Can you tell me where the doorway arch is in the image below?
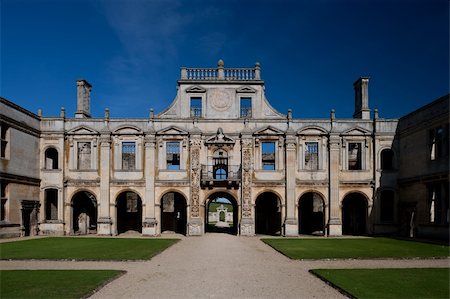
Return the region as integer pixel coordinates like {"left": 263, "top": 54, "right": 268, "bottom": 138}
{"left": 342, "top": 192, "right": 367, "bottom": 235}
{"left": 161, "top": 191, "right": 187, "bottom": 235}
{"left": 72, "top": 190, "right": 97, "bottom": 235}
{"left": 255, "top": 192, "right": 282, "bottom": 235}
{"left": 205, "top": 192, "right": 238, "bottom": 235}
{"left": 116, "top": 191, "right": 142, "bottom": 234}
{"left": 298, "top": 192, "right": 325, "bottom": 235}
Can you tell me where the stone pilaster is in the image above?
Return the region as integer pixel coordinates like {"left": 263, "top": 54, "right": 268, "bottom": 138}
{"left": 284, "top": 133, "right": 298, "bottom": 236}
{"left": 240, "top": 137, "right": 254, "bottom": 236}
{"left": 142, "top": 134, "right": 157, "bottom": 236}
{"left": 328, "top": 134, "right": 342, "bottom": 235}
{"left": 188, "top": 137, "right": 203, "bottom": 235}
{"left": 97, "top": 134, "right": 112, "bottom": 235}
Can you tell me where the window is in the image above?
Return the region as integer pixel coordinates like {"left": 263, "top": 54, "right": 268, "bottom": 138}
{"left": 429, "top": 183, "right": 449, "bottom": 225}
{"left": 380, "top": 149, "right": 394, "bottom": 170}
{"left": 305, "top": 142, "right": 319, "bottom": 170}
{"left": 348, "top": 142, "right": 362, "bottom": 170}
{"left": 122, "top": 142, "right": 136, "bottom": 170}
{"left": 190, "top": 97, "right": 202, "bottom": 118}
{"left": 0, "top": 123, "right": 9, "bottom": 159}
{"left": 45, "top": 189, "right": 58, "bottom": 220}
{"left": 166, "top": 141, "right": 180, "bottom": 170}
{"left": 77, "top": 142, "right": 91, "bottom": 169}
{"left": 262, "top": 142, "right": 276, "bottom": 170}
{"left": 240, "top": 97, "right": 252, "bottom": 118}
{"left": 379, "top": 190, "right": 394, "bottom": 222}
{"left": 45, "top": 148, "right": 59, "bottom": 169}
{"left": 213, "top": 149, "right": 228, "bottom": 179}
{"left": 430, "top": 126, "right": 448, "bottom": 160}
{"left": 1, "top": 183, "right": 7, "bottom": 221}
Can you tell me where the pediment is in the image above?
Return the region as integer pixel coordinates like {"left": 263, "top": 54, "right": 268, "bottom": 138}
{"left": 205, "top": 128, "right": 235, "bottom": 145}
{"left": 157, "top": 126, "right": 189, "bottom": 135}
{"left": 186, "top": 85, "right": 206, "bottom": 93}
{"left": 253, "top": 126, "right": 285, "bottom": 136}
{"left": 297, "top": 126, "right": 328, "bottom": 135}
{"left": 113, "top": 125, "right": 143, "bottom": 135}
{"left": 342, "top": 126, "right": 371, "bottom": 135}
{"left": 236, "top": 86, "right": 256, "bottom": 93}
{"left": 67, "top": 126, "right": 99, "bottom": 135}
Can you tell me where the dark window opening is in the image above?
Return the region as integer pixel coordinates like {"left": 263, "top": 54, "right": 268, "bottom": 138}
{"left": 381, "top": 149, "right": 394, "bottom": 170}
{"left": 348, "top": 142, "right": 362, "bottom": 170}
{"left": 190, "top": 97, "right": 202, "bottom": 118}
{"left": 167, "top": 141, "right": 180, "bottom": 170}
{"left": 45, "top": 148, "right": 59, "bottom": 169}
{"left": 262, "top": 142, "right": 276, "bottom": 170}
{"left": 380, "top": 190, "right": 394, "bottom": 222}
{"left": 45, "top": 189, "right": 58, "bottom": 220}
{"left": 430, "top": 126, "right": 448, "bottom": 160}
{"left": 0, "top": 123, "right": 9, "bottom": 159}
{"left": 305, "top": 142, "right": 319, "bottom": 170}
{"left": 122, "top": 142, "right": 136, "bottom": 170}
{"left": 240, "top": 97, "right": 252, "bottom": 118}
{"left": 1, "top": 183, "right": 7, "bottom": 221}
{"left": 429, "top": 183, "right": 449, "bottom": 225}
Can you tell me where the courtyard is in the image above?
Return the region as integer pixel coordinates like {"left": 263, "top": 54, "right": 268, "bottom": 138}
{"left": 1, "top": 234, "right": 448, "bottom": 299}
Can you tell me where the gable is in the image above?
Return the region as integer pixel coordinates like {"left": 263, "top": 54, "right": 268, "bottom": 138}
{"left": 186, "top": 85, "right": 206, "bottom": 93}
{"left": 253, "top": 126, "right": 285, "bottom": 135}
{"left": 67, "top": 126, "right": 99, "bottom": 135}
{"left": 297, "top": 126, "right": 328, "bottom": 135}
{"left": 113, "top": 125, "right": 143, "bottom": 135}
{"left": 236, "top": 86, "right": 256, "bottom": 93}
{"left": 342, "top": 126, "right": 372, "bottom": 136}
{"left": 157, "top": 126, "right": 189, "bottom": 135}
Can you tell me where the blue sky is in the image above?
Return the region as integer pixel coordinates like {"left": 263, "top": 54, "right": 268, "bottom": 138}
{"left": 1, "top": 0, "right": 448, "bottom": 119}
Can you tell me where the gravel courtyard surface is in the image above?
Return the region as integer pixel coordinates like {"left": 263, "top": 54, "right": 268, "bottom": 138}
{"left": 1, "top": 234, "right": 448, "bottom": 299}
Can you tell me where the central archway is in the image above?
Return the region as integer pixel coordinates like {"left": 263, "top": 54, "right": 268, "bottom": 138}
{"left": 255, "top": 192, "right": 282, "bottom": 235}
{"left": 116, "top": 191, "right": 142, "bottom": 234}
{"left": 298, "top": 192, "right": 325, "bottom": 235}
{"left": 205, "top": 192, "right": 238, "bottom": 235}
{"left": 342, "top": 192, "right": 367, "bottom": 235}
{"left": 72, "top": 190, "right": 97, "bottom": 235}
{"left": 161, "top": 192, "right": 187, "bottom": 235}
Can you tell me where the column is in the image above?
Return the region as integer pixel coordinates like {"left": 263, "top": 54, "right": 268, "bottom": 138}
{"left": 97, "top": 134, "right": 112, "bottom": 235}
{"left": 240, "top": 136, "right": 254, "bottom": 236}
{"left": 188, "top": 136, "right": 203, "bottom": 235}
{"left": 142, "top": 134, "right": 157, "bottom": 236}
{"left": 328, "top": 134, "right": 342, "bottom": 235}
{"left": 284, "top": 133, "right": 298, "bottom": 236}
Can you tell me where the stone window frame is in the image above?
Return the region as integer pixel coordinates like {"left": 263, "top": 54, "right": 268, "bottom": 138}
{"left": 0, "top": 122, "right": 10, "bottom": 160}
{"left": 428, "top": 182, "right": 449, "bottom": 225}
{"left": 121, "top": 141, "right": 137, "bottom": 171}
{"left": 342, "top": 137, "right": 369, "bottom": 171}
{"left": 43, "top": 146, "right": 59, "bottom": 170}
{"left": 159, "top": 137, "right": 187, "bottom": 171}
{"left": 44, "top": 188, "right": 59, "bottom": 221}
{"left": 1, "top": 182, "right": 8, "bottom": 221}
{"left": 298, "top": 136, "right": 326, "bottom": 171}
{"left": 69, "top": 137, "right": 98, "bottom": 171}
{"left": 166, "top": 140, "right": 181, "bottom": 170}
{"left": 190, "top": 97, "right": 203, "bottom": 118}
{"left": 239, "top": 97, "right": 252, "bottom": 118}
{"left": 257, "top": 138, "right": 280, "bottom": 171}
{"left": 429, "top": 125, "right": 449, "bottom": 161}
{"left": 114, "top": 136, "right": 143, "bottom": 171}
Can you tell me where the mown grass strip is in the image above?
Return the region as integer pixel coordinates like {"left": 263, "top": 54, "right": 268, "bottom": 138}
{"left": 0, "top": 237, "right": 178, "bottom": 260}
{"left": 310, "top": 268, "right": 450, "bottom": 299}
{"left": 262, "top": 238, "right": 449, "bottom": 259}
{"left": 0, "top": 270, "right": 124, "bottom": 299}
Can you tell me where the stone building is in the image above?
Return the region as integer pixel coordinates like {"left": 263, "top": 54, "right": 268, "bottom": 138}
{"left": 0, "top": 60, "right": 448, "bottom": 238}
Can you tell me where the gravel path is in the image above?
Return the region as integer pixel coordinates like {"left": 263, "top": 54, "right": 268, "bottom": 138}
{"left": 1, "top": 234, "right": 448, "bottom": 299}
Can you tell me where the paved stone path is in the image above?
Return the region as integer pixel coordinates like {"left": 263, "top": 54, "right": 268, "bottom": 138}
{"left": 1, "top": 234, "right": 449, "bottom": 299}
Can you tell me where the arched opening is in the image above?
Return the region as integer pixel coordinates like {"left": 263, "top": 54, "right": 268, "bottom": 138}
{"left": 161, "top": 192, "right": 187, "bottom": 235}
{"left": 342, "top": 192, "right": 367, "bottom": 235}
{"left": 116, "top": 191, "right": 142, "bottom": 234}
{"left": 45, "top": 148, "right": 58, "bottom": 169}
{"left": 381, "top": 149, "right": 394, "bottom": 170}
{"left": 72, "top": 191, "right": 97, "bottom": 235}
{"left": 255, "top": 192, "right": 281, "bottom": 235}
{"left": 205, "top": 192, "right": 238, "bottom": 235}
{"left": 298, "top": 192, "right": 325, "bottom": 235}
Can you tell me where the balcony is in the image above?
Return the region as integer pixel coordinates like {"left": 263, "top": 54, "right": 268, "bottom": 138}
{"left": 201, "top": 164, "right": 241, "bottom": 189}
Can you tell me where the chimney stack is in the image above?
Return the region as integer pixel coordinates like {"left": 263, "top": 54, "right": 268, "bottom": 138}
{"left": 75, "top": 79, "right": 92, "bottom": 118}
{"left": 353, "top": 77, "right": 370, "bottom": 120}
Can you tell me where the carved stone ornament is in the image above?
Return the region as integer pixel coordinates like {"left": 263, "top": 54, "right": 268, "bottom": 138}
{"left": 241, "top": 139, "right": 253, "bottom": 217}
{"left": 209, "top": 89, "right": 232, "bottom": 111}
{"left": 190, "top": 140, "right": 201, "bottom": 217}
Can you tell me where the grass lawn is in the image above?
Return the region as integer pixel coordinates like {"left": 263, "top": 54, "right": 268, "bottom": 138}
{"left": 0, "top": 237, "right": 178, "bottom": 260}
{"left": 310, "top": 268, "right": 450, "bottom": 299}
{"left": 0, "top": 270, "right": 124, "bottom": 299}
{"left": 262, "top": 238, "right": 449, "bottom": 259}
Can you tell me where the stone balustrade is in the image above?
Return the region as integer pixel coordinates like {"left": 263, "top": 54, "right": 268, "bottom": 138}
{"left": 181, "top": 60, "right": 261, "bottom": 81}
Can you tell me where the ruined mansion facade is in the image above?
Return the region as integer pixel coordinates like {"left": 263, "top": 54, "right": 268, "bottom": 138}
{"left": 1, "top": 61, "right": 448, "bottom": 239}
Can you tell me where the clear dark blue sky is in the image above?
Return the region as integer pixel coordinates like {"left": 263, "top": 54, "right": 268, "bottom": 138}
{"left": 1, "top": 0, "right": 448, "bottom": 119}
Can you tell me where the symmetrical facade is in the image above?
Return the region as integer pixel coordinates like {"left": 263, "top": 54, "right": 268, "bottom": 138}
{"left": 0, "top": 60, "right": 448, "bottom": 239}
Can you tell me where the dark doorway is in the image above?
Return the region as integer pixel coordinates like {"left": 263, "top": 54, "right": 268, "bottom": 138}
{"left": 255, "top": 192, "right": 281, "bottom": 235}
{"left": 342, "top": 193, "right": 367, "bottom": 235}
{"left": 117, "top": 191, "right": 142, "bottom": 234}
{"left": 161, "top": 192, "right": 187, "bottom": 235}
{"left": 72, "top": 191, "right": 97, "bottom": 235}
{"left": 205, "top": 193, "right": 238, "bottom": 235}
{"left": 299, "top": 192, "right": 325, "bottom": 235}
{"left": 21, "top": 200, "right": 39, "bottom": 236}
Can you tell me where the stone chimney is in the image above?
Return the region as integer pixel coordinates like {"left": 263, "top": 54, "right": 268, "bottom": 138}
{"left": 75, "top": 79, "right": 92, "bottom": 118}
{"left": 353, "top": 77, "right": 370, "bottom": 120}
